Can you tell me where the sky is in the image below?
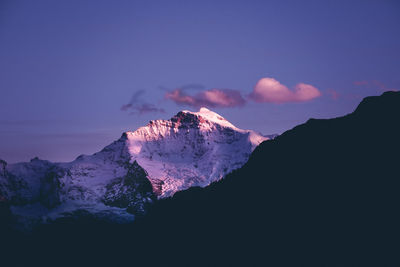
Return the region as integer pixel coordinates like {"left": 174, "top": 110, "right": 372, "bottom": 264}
{"left": 0, "top": 0, "right": 399, "bottom": 163}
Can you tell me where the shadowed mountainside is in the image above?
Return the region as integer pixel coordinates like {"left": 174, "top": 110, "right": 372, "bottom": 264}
{"left": 134, "top": 91, "right": 400, "bottom": 265}
{"left": 1, "top": 91, "right": 399, "bottom": 266}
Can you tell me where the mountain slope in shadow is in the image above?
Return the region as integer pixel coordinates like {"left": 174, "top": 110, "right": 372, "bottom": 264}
{"left": 135, "top": 91, "right": 400, "bottom": 265}
{"left": 1, "top": 91, "right": 399, "bottom": 266}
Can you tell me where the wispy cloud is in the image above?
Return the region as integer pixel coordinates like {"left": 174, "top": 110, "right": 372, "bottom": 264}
{"left": 121, "top": 90, "right": 165, "bottom": 115}
{"left": 353, "top": 81, "right": 369, "bottom": 86}
{"left": 326, "top": 89, "right": 340, "bottom": 100}
{"left": 353, "top": 80, "right": 398, "bottom": 92}
{"left": 248, "top": 77, "right": 321, "bottom": 103}
{"left": 165, "top": 88, "right": 246, "bottom": 108}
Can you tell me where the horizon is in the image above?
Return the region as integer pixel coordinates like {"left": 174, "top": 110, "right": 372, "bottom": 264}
{"left": 1, "top": 91, "right": 394, "bottom": 164}
{"left": 1, "top": 0, "right": 399, "bottom": 163}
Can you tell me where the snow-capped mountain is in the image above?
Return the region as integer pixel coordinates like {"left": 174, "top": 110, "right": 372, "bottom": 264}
{"left": 125, "top": 107, "right": 267, "bottom": 197}
{"left": 0, "top": 108, "right": 269, "bottom": 225}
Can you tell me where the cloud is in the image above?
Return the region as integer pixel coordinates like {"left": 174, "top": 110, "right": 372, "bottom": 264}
{"left": 353, "top": 80, "right": 398, "bottom": 92}
{"left": 164, "top": 78, "right": 321, "bottom": 108}
{"left": 326, "top": 89, "right": 340, "bottom": 100}
{"left": 249, "top": 78, "right": 321, "bottom": 103}
{"left": 353, "top": 81, "right": 369, "bottom": 86}
{"left": 121, "top": 90, "right": 165, "bottom": 114}
{"left": 165, "top": 88, "right": 246, "bottom": 108}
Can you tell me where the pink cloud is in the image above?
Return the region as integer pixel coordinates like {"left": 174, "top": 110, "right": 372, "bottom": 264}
{"left": 165, "top": 88, "right": 246, "bottom": 108}
{"left": 249, "top": 77, "right": 321, "bottom": 103}
{"left": 353, "top": 80, "right": 398, "bottom": 92}
{"left": 353, "top": 81, "right": 369, "bottom": 86}
{"left": 326, "top": 89, "right": 340, "bottom": 100}
{"left": 372, "top": 80, "right": 388, "bottom": 91}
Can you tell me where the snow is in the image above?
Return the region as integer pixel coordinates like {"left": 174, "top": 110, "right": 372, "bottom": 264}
{"left": 0, "top": 107, "right": 269, "bottom": 225}
{"left": 183, "top": 107, "right": 238, "bottom": 129}
{"left": 124, "top": 107, "right": 268, "bottom": 197}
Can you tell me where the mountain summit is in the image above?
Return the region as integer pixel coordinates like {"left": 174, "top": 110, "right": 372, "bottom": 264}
{"left": 0, "top": 108, "right": 268, "bottom": 224}
{"left": 123, "top": 107, "right": 267, "bottom": 197}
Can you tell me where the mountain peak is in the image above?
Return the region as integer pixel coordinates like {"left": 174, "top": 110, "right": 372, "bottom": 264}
{"left": 1, "top": 107, "right": 269, "bottom": 224}
{"left": 199, "top": 107, "right": 211, "bottom": 113}
{"left": 177, "top": 107, "right": 236, "bottom": 129}
{"left": 123, "top": 108, "right": 268, "bottom": 197}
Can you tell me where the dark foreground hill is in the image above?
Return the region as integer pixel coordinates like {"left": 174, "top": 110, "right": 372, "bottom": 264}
{"left": 1, "top": 91, "right": 399, "bottom": 266}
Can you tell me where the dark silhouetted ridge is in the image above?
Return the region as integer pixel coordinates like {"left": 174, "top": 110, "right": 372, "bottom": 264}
{"left": 1, "top": 91, "right": 399, "bottom": 267}
{"left": 135, "top": 91, "right": 400, "bottom": 265}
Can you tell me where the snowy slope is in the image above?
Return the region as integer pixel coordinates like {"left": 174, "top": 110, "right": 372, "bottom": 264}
{"left": 125, "top": 107, "right": 268, "bottom": 197}
{"left": 0, "top": 108, "right": 268, "bottom": 224}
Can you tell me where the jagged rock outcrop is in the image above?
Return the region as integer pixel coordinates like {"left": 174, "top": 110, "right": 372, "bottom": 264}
{"left": 103, "top": 161, "right": 155, "bottom": 215}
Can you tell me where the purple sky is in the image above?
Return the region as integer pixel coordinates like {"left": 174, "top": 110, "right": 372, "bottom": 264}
{"left": 1, "top": 0, "right": 399, "bottom": 163}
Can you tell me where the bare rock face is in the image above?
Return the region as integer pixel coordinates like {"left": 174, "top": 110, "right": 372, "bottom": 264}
{"left": 102, "top": 161, "right": 155, "bottom": 215}
{"left": 0, "top": 159, "right": 6, "bottom": 176}
{"left": 0, "top": 159, "right": 7, "bottom": 199}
